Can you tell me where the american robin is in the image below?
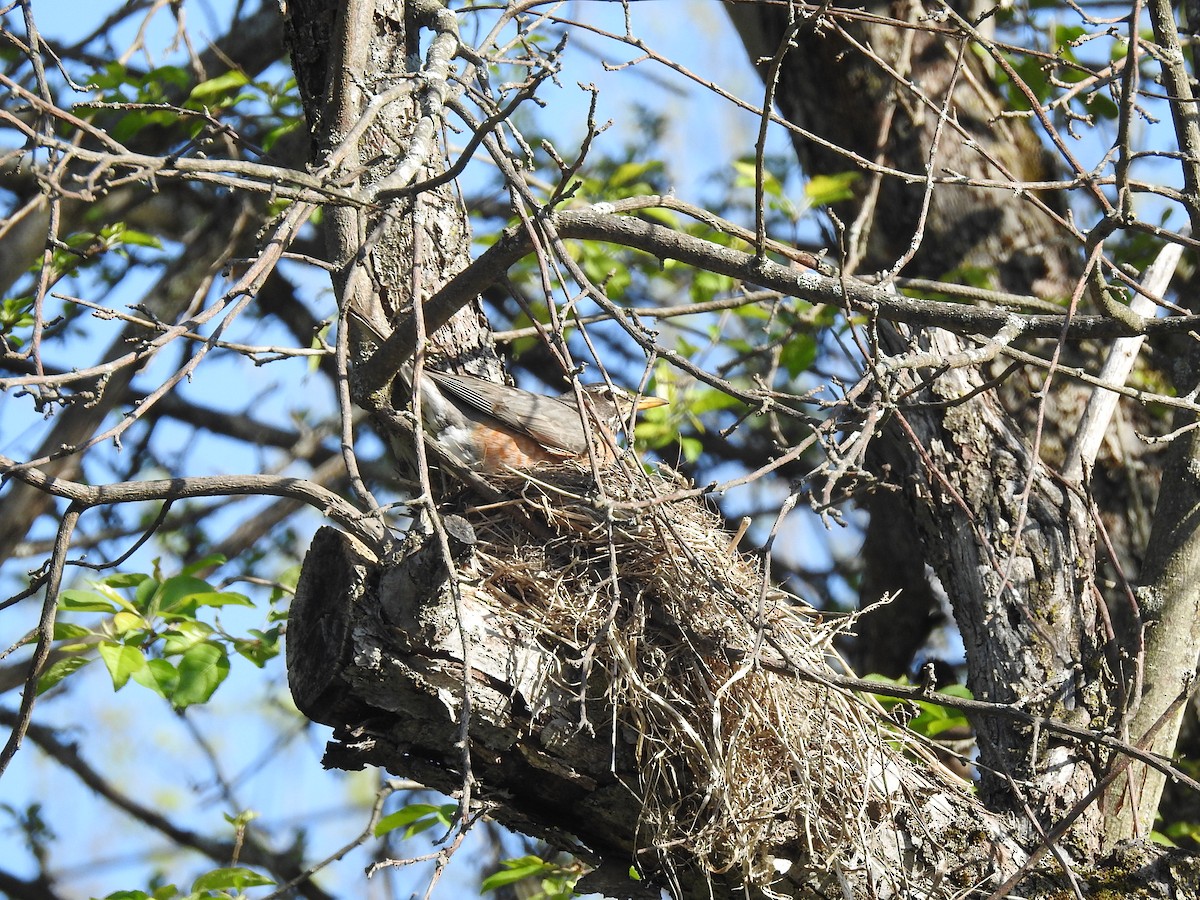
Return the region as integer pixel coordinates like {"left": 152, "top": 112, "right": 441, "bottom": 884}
{"left": 415, "top": 368, "right": 667, "bottom": 474}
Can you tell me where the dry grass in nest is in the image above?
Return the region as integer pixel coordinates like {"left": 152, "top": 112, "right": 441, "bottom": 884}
{"left": 457, "top": 461, "right": 906, "bottom": 894}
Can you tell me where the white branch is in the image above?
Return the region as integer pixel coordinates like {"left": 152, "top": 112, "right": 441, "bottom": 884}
{"left": 1063, "top": 241, "right": 1184, "bottom": 481}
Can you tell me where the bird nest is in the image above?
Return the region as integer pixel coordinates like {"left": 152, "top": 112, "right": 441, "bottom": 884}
{"left": 453, "top": 460, "right": 904, "bottom": 894}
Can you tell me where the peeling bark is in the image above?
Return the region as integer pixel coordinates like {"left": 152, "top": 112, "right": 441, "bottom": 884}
{"left": 880, "top": 327, "right": 1105, "bottom": 847}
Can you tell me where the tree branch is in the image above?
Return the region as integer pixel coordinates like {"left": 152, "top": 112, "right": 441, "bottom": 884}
{"left": 358, "top": 204, "right": 1200, "bottom": 399}
{"left": 0, "top": 455, "right": 389, "bottom": 551}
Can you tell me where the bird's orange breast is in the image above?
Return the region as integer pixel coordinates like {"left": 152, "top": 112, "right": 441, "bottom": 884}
{"left": 472, "top": 420, "right": 577, "bottom": 472}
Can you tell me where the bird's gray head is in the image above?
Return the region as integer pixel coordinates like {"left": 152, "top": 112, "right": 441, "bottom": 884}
{"left": 562, "top": 384, "right": 667, "bottom": 432}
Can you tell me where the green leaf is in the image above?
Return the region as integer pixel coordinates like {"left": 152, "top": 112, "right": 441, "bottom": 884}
{"left": 98, "top": 642, "right": 147, "bottom": 690}
{"left": 186, "top": 71, "right": 250, "bottom": 106}
{"left": 163, "top": 620, "right": 215, "bottom": 654}
{"left": 59, "top": 589, "right": 116, "bottom": 613}
{"left": 37, "top": 657, "right": 92, "bottom": 694}
{"left": 908, "top": 702, "right": 969, "bottom": 738}
{"left": 866, "top": 678, "right": 974, "bottom": 738}
{"left": 639, "top": 206, "right": 679, "bottom": 228}
{"left": 99, "top": 572, "right": 149, "bottom": 589}
{"left": 688, "top": 387, "right": 743, "bottom": 415}
{"left": 53, "top": 622, "right": 93, "bottom": 640}
{"left": 104, "top": 890, "right": 180, "bottom": 900}
{"left": 180, "top": 554, "right": 227, "bottom": 577}
{"left": 86, "top": 61, "right": 131, "bottom": 92}
{"left": 271, "top": 565, "right": 301, "bottom": 601}
{"left": 156, "top": 575, "right": 251, "bottom": 615}
{"left": 224, "top": 809, "right": 260, "bottom": 830}
{"left": 690, "top": 267, "right": 733, "bottom": 302}
{"left": 109, "top": 110, "right": 167, "bottom": 143}
{"left": 577, "top": 242, "right": 631, "bottom": 300}
{"left": 735, "top": 303, "right": 772, "bottom": 321}
{"left": 804, "top": 172, "right": 859, "bottom": 207}
{"left": 480, "top": 856, "right": 554, "bottom": 893}
{"left": 190, "top": 866, "right": 274, "bottom": 892}
{"left": 731, "top": 158, "right": 756, "bottom": 185}
{"left": 779, "top": 334, "right": 818, "bottom": 378}
{"left": 1161, "top": 819, "right": 1200, "bottom": 847}
{"left": 134, "top": 576, "right": 160, "bottom": 613}
{"left": 633, "top": 418, "right": 677, "bottom": 451}
{"left": 112, "top": 610, "right": 148, "bottom": 635}
{"left": 937, "top": 684, "right": 973, "bottom": 700}
{"left": 111, "top": 228, "right": 163, "bottom": 250}
{"left": 233, "top": 628, "right": 281, "bottom": 668}
{"left": 144, "top": 65, "right": 190, "bottom": 93}
{"left": 0, "top": 296, "right": 35, "bottom": 335}
{"left": 155, "top": 574, "right": 213, "bottom": 612}
{"left": 181, "top": 591, "right": 254, "bottom": 610}
{"left": 374, "top": 802, "right": 457, "bottom": 838}
{"left": 731, "top": 156, "right": 788, "bottom": 199}
{"left": 172, "top": 642, "right": 229, "bottom": 708}
{"left": 131, "top": 658, "right": 179, "bottom": 699}
{"left": 101, "top": 889, "right": 180, "bottom": 900}
{"left": 678, "top": 436, "right": 704, "bottom": 463}
{"left": 262, "top": 119, "right": 302, "bottom": 153}
{"left": 607, "top": 160, "right": 663, "bottom": 192}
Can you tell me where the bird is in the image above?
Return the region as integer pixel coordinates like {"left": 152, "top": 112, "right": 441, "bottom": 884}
{"left": 414, "top": 368, "right": 667, "bottom": 474}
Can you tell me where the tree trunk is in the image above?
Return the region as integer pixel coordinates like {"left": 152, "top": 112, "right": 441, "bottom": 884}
{"left": 877, "top": 326, "right": 1105, "bottom": 845}
{"left": 277, "top": 0, "right": 1200, "bottom": 893}
{"left": 728, "top": 0, "right": 1151, "bottom": 850}
{"left": 283, "top": 0, "right": 500, "bottom": 383}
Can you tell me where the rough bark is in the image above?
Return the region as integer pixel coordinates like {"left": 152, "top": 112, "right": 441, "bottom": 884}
{"left": 289, "top": 523, "right": 1018, "bottom": 898}
{"left": 727, "top": 0, "right": 1143, "bottom": 849}
{"left": 283, "top": 0, "right": 500, "bottom": 381}
{"left": 1105, "top": 0, "right": 1200, "bottom": 847}
{"left": 288, "top": 527, "right": 669, "bottom": 896}
{"left": 1120, "top": 339, "right": 1200, "bottom": 843}
{"left": 727, "top": 0, "right": 1077, "bottom": 294}
{"left": 726, "top": 0, "right": 1076, "bottom": 695}
{"left": 878, "top": 327, "right": 1107, "bottom": 846}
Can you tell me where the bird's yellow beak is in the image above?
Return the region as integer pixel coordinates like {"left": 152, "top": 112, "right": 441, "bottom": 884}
{"left": 635, "top": 396, "right": 668, "bottom": 411}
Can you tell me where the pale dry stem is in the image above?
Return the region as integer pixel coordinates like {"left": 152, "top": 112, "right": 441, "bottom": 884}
{"left": 459, "top": 463, "right": 940, "bottom": 893}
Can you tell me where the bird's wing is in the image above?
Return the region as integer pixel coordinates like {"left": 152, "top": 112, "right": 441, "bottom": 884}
{"left": 426, "top": 371, "right": 589, "bottom": 454}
